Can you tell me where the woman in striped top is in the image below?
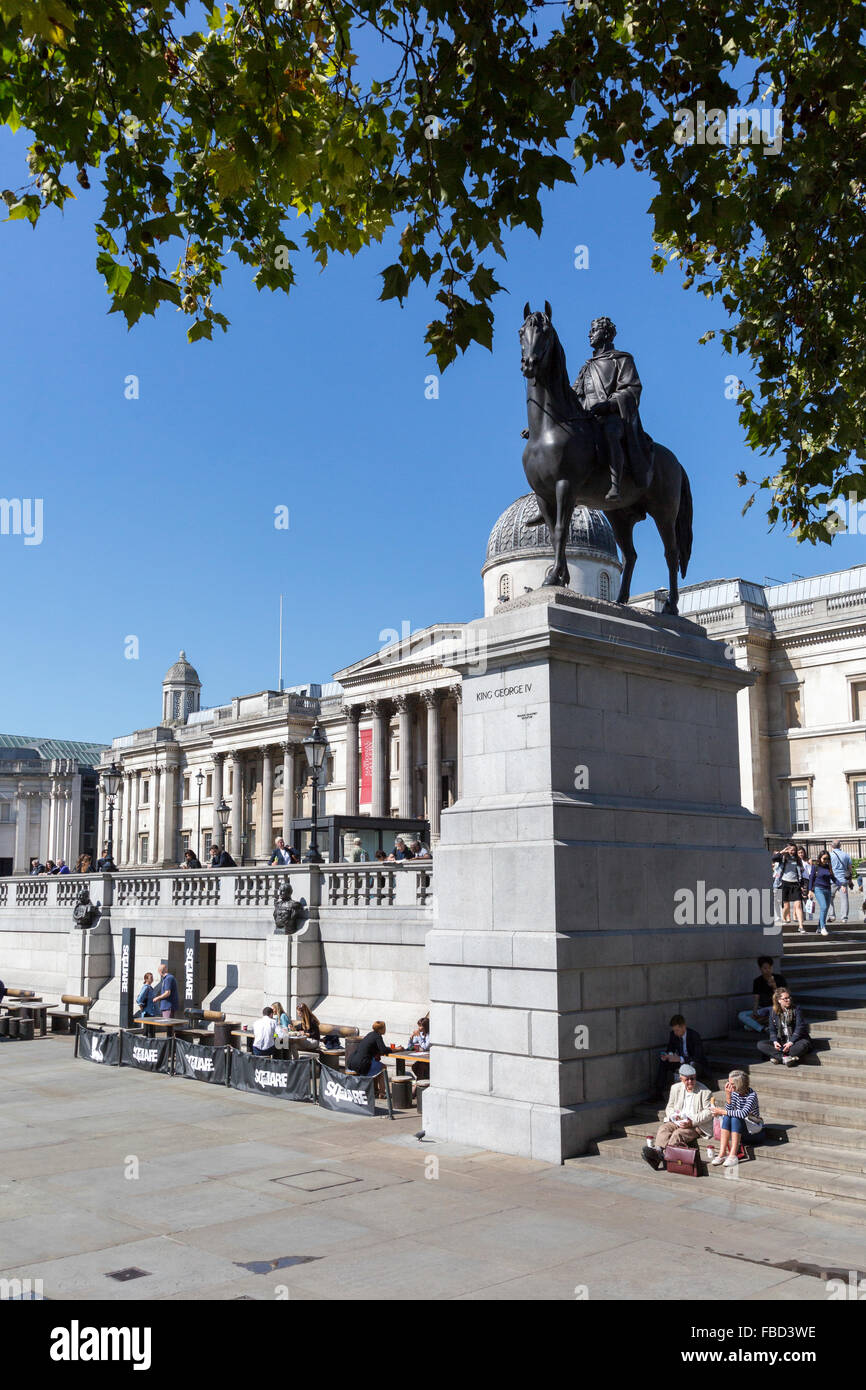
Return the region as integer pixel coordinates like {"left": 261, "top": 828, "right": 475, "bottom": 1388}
{"left": 709, "top": 1069, "right": 763, "bottom": 1167}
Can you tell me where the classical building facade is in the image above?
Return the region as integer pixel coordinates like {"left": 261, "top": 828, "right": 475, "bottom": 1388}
{"left": 635, "top": 565, "right": 866, "bottom": 842}
{"left": 0, "top": 735, "right": 105, "bottom": 874}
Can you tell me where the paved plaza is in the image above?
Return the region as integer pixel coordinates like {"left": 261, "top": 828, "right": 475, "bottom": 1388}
{"left": 1, "top": 1034, "right": 862, "bottom": 1302}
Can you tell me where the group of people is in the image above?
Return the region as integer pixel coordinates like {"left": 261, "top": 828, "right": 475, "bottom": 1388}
{"left": 134, "top": 964, "right": 180, "bottom": 1018}
{"left": 248, "top": 1008, "right": 430, "bottom": 1097}
{"left": 645, "top": 964, "right": 815, "bottom": 1171}
{"left": 29, "top": 847, "right": 116, "bottom": 875}
{"left": 772, "top": 840, "right": 861, "bottom": 934}
{"left": 643, "top": 1066, "right": 763, "bottom": 1171}
{"left": 344, "top": 836, "right": 431, "bottom": 863}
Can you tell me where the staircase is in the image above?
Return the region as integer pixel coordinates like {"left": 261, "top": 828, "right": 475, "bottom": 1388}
{"left": 569, "top": 924, "right": 866, "bottom": 1224}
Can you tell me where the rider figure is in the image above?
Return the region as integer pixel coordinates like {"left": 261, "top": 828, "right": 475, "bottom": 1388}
{"left": 574, "top": 316, "right": 652, "bottom": 502}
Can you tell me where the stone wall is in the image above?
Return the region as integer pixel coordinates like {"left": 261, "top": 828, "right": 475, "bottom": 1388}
{"left": 0, "top": 865, "right": 433, "bottom": 1035}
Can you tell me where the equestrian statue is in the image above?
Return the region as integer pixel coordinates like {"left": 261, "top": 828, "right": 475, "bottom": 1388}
{"left": 519, "top": 304, "right": 692, "bottom": 615}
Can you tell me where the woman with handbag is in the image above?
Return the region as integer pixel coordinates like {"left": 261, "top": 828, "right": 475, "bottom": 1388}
{"left": 709, "top": 1070, "right": 762, "bottom": 1167}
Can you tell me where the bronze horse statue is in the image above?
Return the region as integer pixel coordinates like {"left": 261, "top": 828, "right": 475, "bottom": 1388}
{"left": 519, "top": 303, "right": 692, "bottom": 614}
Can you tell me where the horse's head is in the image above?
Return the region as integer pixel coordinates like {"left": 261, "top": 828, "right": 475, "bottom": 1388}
{"left": 519, "top": 301, "right": 556, "bottom": 380}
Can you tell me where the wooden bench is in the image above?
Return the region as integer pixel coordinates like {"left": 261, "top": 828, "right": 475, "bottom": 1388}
{"left": 47, "top": 995, "right": 93, "bottom": 1034}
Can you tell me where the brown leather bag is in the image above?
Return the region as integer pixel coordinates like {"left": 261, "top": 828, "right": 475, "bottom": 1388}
{"left": 663, "top": 1143, "right": 700, "bottom": 1176}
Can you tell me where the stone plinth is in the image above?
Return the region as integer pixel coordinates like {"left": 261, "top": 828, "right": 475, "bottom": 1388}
{"left": 422, "top": 590, "right": 767, "bottom": 1163}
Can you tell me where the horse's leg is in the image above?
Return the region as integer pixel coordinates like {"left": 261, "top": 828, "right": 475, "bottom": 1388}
{"left": 656, "top": 515, "right": 681, "bottom": 614}
{"left": 606, "top": 509, "right": 638, "bottom": 604}
{"left": 533, "top": 493, "right": 560, "bottom": 585}
{"left": 551, "top": 477, "right": 573, "bottom": 587}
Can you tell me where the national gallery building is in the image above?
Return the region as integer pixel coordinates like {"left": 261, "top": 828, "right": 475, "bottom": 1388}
{"left": 89, "top": 498, "right": 866, "bottom": 866}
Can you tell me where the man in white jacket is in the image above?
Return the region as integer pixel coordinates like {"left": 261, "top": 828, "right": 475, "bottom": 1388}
{"left": 642, "top": 1064, "right": 714, "bottom": 1170}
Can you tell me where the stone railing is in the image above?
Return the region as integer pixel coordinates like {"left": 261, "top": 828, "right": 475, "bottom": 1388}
{"left": 0, "top": 864, "right": 434, "bottom": 914}
{"left": 16, "top": 880, "right": 48, "bottom": 907}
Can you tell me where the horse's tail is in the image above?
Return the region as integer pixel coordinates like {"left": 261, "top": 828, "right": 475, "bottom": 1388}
{"left": 676, "top": 467, "right": 693, "bottom": 579}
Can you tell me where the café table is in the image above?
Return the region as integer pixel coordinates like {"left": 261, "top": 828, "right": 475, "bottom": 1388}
{"left": 16, "top": 1001, "right": 55, "bottom": 1036}
{"left": 388, "top": 1050, "right": 430, "bottom": 1076}
{"left": 141, "top": 1016, "right": 187, "bottom": 1037}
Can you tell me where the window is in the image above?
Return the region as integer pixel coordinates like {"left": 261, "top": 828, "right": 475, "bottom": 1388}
{"left": 498, "top": 573, "right": 511, "bottom": 602}
{"left": 141, "top": 780, "right": 149, "bottom": 805}
{"left": 248, "top": 829, "right": 256, "bottom": 858}
{"left": 599, "top": 571, "right": 611, "bottom": 600}
{"left": 854, "top": 781, "right": 866, "bottom": 831}
{"left": 203, "top": 831, "right": 212, "bottom": 859}
{"left": 180, "top": 831, "right": 190, "bottom": 855}
{"left": 228, "top": 770, "right": 233, "bottom": 794}
{"left": 788, "top": 783, "right": 810, "bottom": 833}
{"left": 784, "top": 687, "right": 802, "bottom": 729}
{"left": 206, "top": 774, "right": 212, "bottom": 798}
{"left": 183, "top": 777, "right": 190, "bottom": 801}
{"left": 392, "top": 739, "right": 400, "bottom": 772}
{"left": 853, "top": 681, "right": 866, "bottom": 722}
{"left": 139, "top": 834, "right": 149, "bottom": 864}
{"left": 0, "top": 800, "right": 11, "bottom": 824}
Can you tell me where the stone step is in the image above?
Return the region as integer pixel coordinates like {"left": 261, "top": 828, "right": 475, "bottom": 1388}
{"left": 620, "top": 1122, "right": 866, "bottom": 1174}
{"left": 738, "top": 1072, "right": 866, "bottom": 1106}
{"left": 600, "top": 1135, "right": 866, "bottom": 1201}
{"left": 784, "top": 967, "right": 866, "bottom": 985}
{"left": 707, "top": 1050, "right": 865, "bottom": 1088}
{"left": 784, "top": 943, "right": 866, "bottom": 957}
{"left": 800, "top": 1011, "right": 866, "bottom": 1034}
{"left": 710, "top": 1036, "right": 866, "bottom": 1062}
{"left": 630, "top": 1101, "right": 866, "bottom": 1151}
{"left": 567, "top": 1151, "right": 866, "bottom": 1225}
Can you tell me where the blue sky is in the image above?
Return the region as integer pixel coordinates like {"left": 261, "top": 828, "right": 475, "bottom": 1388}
{"left": 1, "top": 125, "right": 861, "bottom": 744}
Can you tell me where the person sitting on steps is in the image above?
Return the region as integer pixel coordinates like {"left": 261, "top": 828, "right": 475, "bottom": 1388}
{"left": 641, "top": 1064, "right": 713, "bottom": 1171}
{"left": 756, "top": 988, "right": 811, "bottom": 1067}
{"left": 709, "top": 1070, "right": 763, "bottom": 1167}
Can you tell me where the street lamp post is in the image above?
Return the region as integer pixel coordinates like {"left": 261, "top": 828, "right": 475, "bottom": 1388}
{"left": 302, "top": 723, "right": 328, "bottom": 864}
{"left": 216, "top": 797, "right": 230, "bottom": 862}
{"left": 101, "top": 762, "right": 121, "bottom": 870}
{"left": 195, "top": 769, "right": 205, "bottom": 860}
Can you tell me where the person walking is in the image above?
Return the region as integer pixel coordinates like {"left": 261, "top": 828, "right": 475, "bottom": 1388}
{"left": 829, "top": 840, "right": 853, "bottom": 924}
{"left": 773, "top": 844, "right": 805, "bottom": 932}
{"left": 808, "top": 851, "right": 835, "bottom": 936}
{"left": 756, "top": 988, "right": 812, "bottom": 1067}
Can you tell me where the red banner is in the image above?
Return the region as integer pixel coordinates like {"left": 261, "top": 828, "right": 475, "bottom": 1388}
{"left": 360, "top": 727, "right": 373, "bottom": 805}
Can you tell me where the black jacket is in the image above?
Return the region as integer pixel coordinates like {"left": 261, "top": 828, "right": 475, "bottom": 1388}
{"left": 768, "top": 1006, "right": 810, "bottom": 1047}
{"left": 665, "top": 1027, "right": 706, "bottom": 1069}
{"left": 211, "top": 851, "right": 235, "bottom": 868}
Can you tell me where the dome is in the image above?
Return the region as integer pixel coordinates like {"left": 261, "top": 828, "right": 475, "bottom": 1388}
{"left": 485, "top": 495, "right": 619, "bottom": 567}
{"left": 163, "top": 650, "right": 200, "bottom": 685}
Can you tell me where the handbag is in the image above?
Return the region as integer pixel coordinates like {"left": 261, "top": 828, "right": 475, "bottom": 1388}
{"left": 663, "top": 1143, "right": 700, "bottom": 1177}
{"left": 274, "top": 1024, "right": 290, "bottom": 1045}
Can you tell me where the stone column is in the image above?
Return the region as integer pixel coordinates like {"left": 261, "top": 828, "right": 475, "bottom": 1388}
{"left": 395, "top": 695, "right": 413, "bottom": 819}
{"left": 343, "top": 706, "right": 360, "bottom": 816}
{"left": 451, "top": 684, "right": 463, "bottom": 804}
{"left": 129, "top": 770, "right": 139, "bottom": 865}
{"left": 424, "top": 689, "right": 442, "bottom": 839}
{"left": 282, "top": 742, "right": 296, "bottom": 847}
{"left": 211, "top": 752, "right": 224, "bottom": 846}
{"left": 261, "top": 746, "right": 274, "bottom": 860}
{"left": 150, "top": 766, "right": 161, "bottom": 866}
{"left": 162, "top": 765, "right": 178, "bottom": 867}
{"left": 369, "top": 700, "right": 389, "bottom": 817}
{"left": 230, "top": 750, "right": 243, "bottom": 858}
{"left": 13, "top": 786, "right": 30, "bottom": 872}
{"left": 39, "top": 786, "right": 51, "bottom": 862}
